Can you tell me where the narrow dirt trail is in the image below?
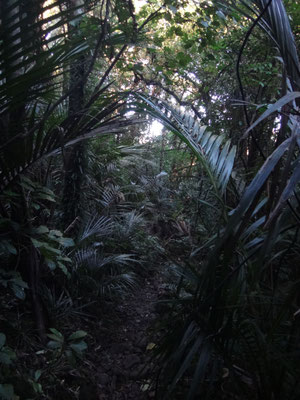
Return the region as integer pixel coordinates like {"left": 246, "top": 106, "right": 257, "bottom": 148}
{"left": 89, "top": 273, "right": 166, "bottom": 399}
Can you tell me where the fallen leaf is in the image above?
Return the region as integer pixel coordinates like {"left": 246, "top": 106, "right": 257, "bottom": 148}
{"left": 141, "top": 383, "right": 150, "bottom": 391}
{"left": 146, "top": 342, "right": 156, "bottom": 350}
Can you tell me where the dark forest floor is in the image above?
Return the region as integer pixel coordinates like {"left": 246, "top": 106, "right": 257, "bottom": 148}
{"left": 82, "top": 272, "right": 167, "bottom": 400}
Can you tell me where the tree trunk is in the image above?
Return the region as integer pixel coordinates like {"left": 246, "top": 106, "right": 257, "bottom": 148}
{"left": 10, "top": 182, "right": 48, "bottom": 342}
{"left": 1, "top": 0, "right": 47, "bottom": 341}
{"left": 62, "top": 0, "right": 86, "bottom": 232}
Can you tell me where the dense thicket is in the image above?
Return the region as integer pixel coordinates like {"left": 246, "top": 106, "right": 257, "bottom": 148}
{"left": 0, "top": 0, "right": 299, "bottom": 399}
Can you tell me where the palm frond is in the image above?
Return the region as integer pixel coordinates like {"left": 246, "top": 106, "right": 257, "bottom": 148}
{"left": 115, "top": 210, "right": 145, "bottom": 237}
{"left": 135, "top": 94, "right": 236, "bottom": 198}
{"left": 255, "top": 0, "right": 300, "bottom": 90}
{"left": 0, "top": 114, "right": 140, "bottom": 191}
{"left": 0, "top": 1, "right": 144, "bottom": 191}
{"left": 74, "top": 248, "right": 138, "bottom": 271}
{"left": 98, "top": 272, "right": 138, "bottom": 297}
{"left": 97, "top": 184, "right": 133, "bottom": 214}
{"left": 72, "top": 247, "right": 139, "bottom": 299}
{"left": 0, "top": 0, "right": 87, "bottom": 111}
{"left": 78, "top": 215, "right": 113, "bottom": 244}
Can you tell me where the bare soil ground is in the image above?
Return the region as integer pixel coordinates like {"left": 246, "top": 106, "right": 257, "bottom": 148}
{"left": 84, "top": 273, "right": 166, "bottom": 400}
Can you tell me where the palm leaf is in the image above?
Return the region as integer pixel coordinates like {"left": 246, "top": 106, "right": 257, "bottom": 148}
{"left": 0, "top": 0, "right": 143, "bottom": 191}
{"left": 98, "top": 272, "right": 138, "bottom": 297}
{"left": 78, "top": 215, "right": 114, "bottom": 243}
{"left": 255, "top": 0, "right": 300, "bottom": 90}
{"left": 74, "top": 248, "right": 138, "bottom": 270}
{"left": 0, "top": 118, "right": 140, "bottom": 191}
{"left": 244, "top": 92, "right": 300, "bottom": 137}
{"left": 0, "top": 0, "right": 86, "bottom": 109}
{"left": 135, "top": 94, "right": 236, "bottom": 199}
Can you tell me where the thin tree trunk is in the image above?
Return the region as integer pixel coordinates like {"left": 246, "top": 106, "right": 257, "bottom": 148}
{"left": 11, "top": 182, "right": 48, "bottom": 342}
{"left": 62, "top": 0, "right": 86, "bottom": 232}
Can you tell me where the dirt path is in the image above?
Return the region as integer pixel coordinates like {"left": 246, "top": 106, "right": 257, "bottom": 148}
{"left": 88, "top": 273, "right": 165, "bottom": 399}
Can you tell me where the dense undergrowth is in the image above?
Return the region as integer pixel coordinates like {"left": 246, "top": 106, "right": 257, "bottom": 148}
{"left": 0, "top": 138, "right": 205, "bottom": 399}
{"left": 1, "top": 0, "right": 300, "bottom": 399}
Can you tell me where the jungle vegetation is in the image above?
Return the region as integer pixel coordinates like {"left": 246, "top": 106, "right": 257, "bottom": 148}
{"left": 0, "top": 0, "right": 299, "bottom": 398}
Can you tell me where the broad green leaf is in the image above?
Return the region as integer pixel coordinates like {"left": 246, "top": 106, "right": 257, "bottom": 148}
{"left": 57, "top": 261, "right": 69, "bottom": 276}
{"left": 49, "top": 230, "right": 63, "bottom": 237}
{"left": 12, "top": 277, "right": 28, "bottom": 289}
{"left": 0, "top": 347, "right": 16, "bottom": 365}
{"left": 47, "top": 333, "right": 64, "bottom": 342}
{"left": 68, "top": 330, "right": 87, "bottom": 341}
{"left": 46, "top": 259, "right": 56, "bottom": 270}
{"left": 35, "top": 226, "right": 49, "bottom": 234}
{"left": 34, "top": 370, "right": 42, "bottom": 381}
{"left": 32, "top": 381, "right": 43, "bottom": 394}
{"left": 58, "top": 237, "right": 75, "bottom": 247}
{"left": 69, "top": 341, "right": 88, "bottom": 353}
{"left": 41, "top": 243, "right": 61, "bottom": 255}
{"left": 47, "top": 340, "right": 62, "bottom": 350}
{"left": 3, "top": 241, "right": 17, "bottom": 255}
{"left": 31, "top": 238, "right": 43, "bottom": 248}
{"left": 48, "top": 328, "right": 63, "bottom": 340}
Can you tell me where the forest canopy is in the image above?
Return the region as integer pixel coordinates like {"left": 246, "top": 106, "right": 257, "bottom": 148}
{"left": 0, "top": 0, "right": 299, "bottom": 399}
